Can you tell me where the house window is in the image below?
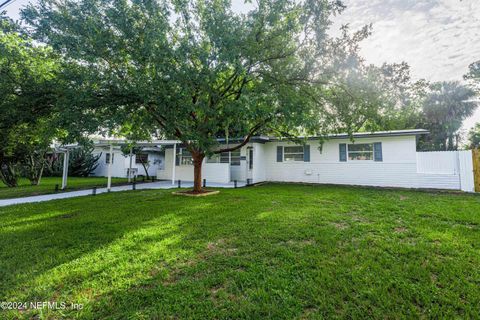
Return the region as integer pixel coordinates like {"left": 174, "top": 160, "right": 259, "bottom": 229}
{"left": 230, "top": 150, "right": 241, "bottom": 166}
{"left": 348, "top": 143, "right": 373, "bottom": 160}
{"left": 216, "top": 150, "right": 241, "bottom": 166}
{"left": 284, "top": 146, "right": 304, "bottom": 162}
{"left": 220, "top": 152, "right": 230, "bottom": 163}
{"left": 106, "top": 153, "right": 114, "bottom": 164}
{"left": 179, "top": 149, "right": 193, "bottom": 165}
{"left": 136, "top": 153, "right": 148, "bottom": 164}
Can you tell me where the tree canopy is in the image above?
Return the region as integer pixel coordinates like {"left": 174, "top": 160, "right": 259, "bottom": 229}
{"left": 0, "top": 16, "right": 62, "bottom": 186}
{"left": 467, "top": 122, "right": 480, "bottom": 149}
{"left": 419, "top": 81, "right": 478, "bottom": 151}
{"left": 22, "top": 0, "right": 379, "bottom": 191}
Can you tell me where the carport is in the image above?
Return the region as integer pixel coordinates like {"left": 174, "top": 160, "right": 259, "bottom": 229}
{"left": 57, "top": 139, "right": 181, "bottom": 191}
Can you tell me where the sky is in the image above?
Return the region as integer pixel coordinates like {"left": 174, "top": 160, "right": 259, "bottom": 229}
{"left": 4, "top": 0, "right": 480, "bottom": 131}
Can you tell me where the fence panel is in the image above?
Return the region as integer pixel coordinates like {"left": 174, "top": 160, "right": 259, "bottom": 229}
{"left": 416, "top": 151, "right": 458, "bottom": 174}
{"left": 458, "top": 150, "right": 474, "bottom": 192}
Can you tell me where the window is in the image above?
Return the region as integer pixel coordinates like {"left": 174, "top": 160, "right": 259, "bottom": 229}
{"left": 179, "top": 149, "right": 193, "bottom": 165}
{"left": 220, "top": 152, "right": 230, "bottom": 163}
{"left": 136, "top": 153, "right": 148, "bottom": 164}
{"left": 283, "top": 146, "right": 304, "bottom": 162}
{"left": 230, "top": 150, "right": 241, "bottom": 166}
{"left": 105, "top": 153, "right": 114, "bottom": 164}
{"left": 348, "top": 143, "right": 373, "bottom": 160}
{"left": 213, "top": 150, "right": 241, "bottom": 166}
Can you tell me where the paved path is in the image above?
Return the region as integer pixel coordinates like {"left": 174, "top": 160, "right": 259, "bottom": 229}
{"left": 0, "top": 181, "right": 246, "bottom": 207}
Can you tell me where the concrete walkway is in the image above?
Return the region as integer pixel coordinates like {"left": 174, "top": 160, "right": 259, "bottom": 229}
{"left": 0, "top": 180, "right": 247, "bottom": 207}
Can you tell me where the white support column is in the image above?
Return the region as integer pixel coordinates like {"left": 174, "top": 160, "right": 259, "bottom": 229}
{"left": 107, "top": 144, "right": 113, "bottom": 191}
{"left": 172, "top": 143, "right": 176, "bottom": 185}
{"left": 61, "top": 149, "right": 69, "bottom": 190}
{"left": 128, "top": 147, "right": 133, "bottom": 183}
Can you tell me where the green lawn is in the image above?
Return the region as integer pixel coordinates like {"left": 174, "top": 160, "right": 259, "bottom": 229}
{"left": 0, "top": 177, "right": 129, "bottom": 200}
{"left": 1, "top": 184, "right": 479, "bottom": 319}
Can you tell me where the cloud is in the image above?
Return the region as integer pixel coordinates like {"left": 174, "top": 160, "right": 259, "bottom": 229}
{"left": 333, "top": 0, "right": 480, "bottom": 81}
{"left": 331, "top": 0, "right": 480, "bottom": 129}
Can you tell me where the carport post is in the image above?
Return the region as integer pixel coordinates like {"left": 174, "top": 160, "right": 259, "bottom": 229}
{"left": 61, "top": 149, "right": 69, "bottom": 190}
{"left": 128, "top": 147, "right": 133, "bottom": 183}
{"left": 107, "top": 144, "right": 113, "bottom": 192}
{"left": 172, "top": 143, "right": 176, "bottom": 185}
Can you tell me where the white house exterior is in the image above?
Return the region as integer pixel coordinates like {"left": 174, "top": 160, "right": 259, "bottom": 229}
{"left": 89, "top": 130, "right": 475, "bottom": 192}
{"left": 92, "top": 146, "right": 165, "bottom": 178}
{"left": 154, "top": 129, "right": 475, "bottom": 192}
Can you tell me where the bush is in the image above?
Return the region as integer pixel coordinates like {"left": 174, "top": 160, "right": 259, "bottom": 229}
{"left": 44, "top": 145, "right": 101, "bottom": 177}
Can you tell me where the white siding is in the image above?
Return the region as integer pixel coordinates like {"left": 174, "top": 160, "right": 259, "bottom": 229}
{"left": 261, "top": 136, "right": 474, "bottom": 192}
{"left": 252, "top": 143, "right": 267, "bottom": 183}
{"left": 92, "top": 148, "right": 164, "bottom": 178}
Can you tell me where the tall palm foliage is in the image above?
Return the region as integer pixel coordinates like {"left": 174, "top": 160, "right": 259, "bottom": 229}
{"left": 420, "top": 81, "right": 478, "bottom": 151}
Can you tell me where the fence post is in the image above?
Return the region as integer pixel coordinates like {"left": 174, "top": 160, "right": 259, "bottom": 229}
{"left": 473, "top": 149, "right": 480, "bottom": 192}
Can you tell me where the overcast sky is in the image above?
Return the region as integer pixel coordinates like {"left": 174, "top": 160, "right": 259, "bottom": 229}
{"left": 4, "top": 0, "right": 480, "bottom": 130}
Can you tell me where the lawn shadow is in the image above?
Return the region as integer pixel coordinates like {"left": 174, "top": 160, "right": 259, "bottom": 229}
{"left": 0, "top": 189, "right": 215, "bottom": 303}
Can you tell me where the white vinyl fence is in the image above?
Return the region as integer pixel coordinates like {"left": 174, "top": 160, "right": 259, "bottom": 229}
{"left": 416, "top": 151, "right": 475, "bottom": 192}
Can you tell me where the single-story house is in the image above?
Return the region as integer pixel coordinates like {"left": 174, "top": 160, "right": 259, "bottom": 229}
{"left": 90, "top": 130, "right": 476, "bottom": 192}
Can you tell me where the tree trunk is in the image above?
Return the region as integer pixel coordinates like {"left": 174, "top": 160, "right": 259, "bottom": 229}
{"left": 0, "top": 162, "right": 19, "bottom": 187}
{"left": 141, "top": 162, "right": 150, "bottom": 179}
{"left": 192, "top": 152, "right": 205, "bottom": 193}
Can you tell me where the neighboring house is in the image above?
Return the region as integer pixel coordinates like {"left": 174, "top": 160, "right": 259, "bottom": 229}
{"left": 155, "top": 129, "right": 475, "bottom": 192}
{"left": 92, "top": 145, "right": 164, "bottom": 178}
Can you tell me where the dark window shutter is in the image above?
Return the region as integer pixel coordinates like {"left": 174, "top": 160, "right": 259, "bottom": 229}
{"left": 303, "top": 145, "right": 310, "bottom": 162}
{"left": 175, "top": 148, "right": 180, "bottom": 166}
{"left": 276, "top": 146, "right": 283, "bottom": 162}
{"left": 339, "top": 144, "right": 347, "bottom": 162}
{"left": 374, "top": 142, "right": 383, "bottom": 161}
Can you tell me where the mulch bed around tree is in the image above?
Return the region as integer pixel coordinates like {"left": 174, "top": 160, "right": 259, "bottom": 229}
{"left": 171, "top": 189, "right": 220, "bottom": 197}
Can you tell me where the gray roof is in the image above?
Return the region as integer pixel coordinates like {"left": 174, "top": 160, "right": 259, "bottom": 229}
{"left": 268, "top": 129, "right": 429, "bottom": 141}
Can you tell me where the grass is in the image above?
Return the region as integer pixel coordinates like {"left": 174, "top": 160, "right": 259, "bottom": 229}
{"left": 0, "top": 177, "right": 129, "bottom": 200}
{"left": 0, "top": 183, "right": 479, "bottom": 319}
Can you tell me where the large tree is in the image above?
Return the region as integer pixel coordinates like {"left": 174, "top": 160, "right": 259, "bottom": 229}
{"left": 22, "top": 0, "right": 377, "bottom": 192}
{"left": 419, "top": 81, "right": 478, "bottom": 151}
{"left": 467, "top": 122, "right": 480, "bottom": 149}
{"left": 465, "top": 60, "right": 480, "bottom": 92}
{"left": 353, "top": 62, "right": 479, "bottom": 151}
{"left": 0, "top": 16, "right": 61, "bottom": 186}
